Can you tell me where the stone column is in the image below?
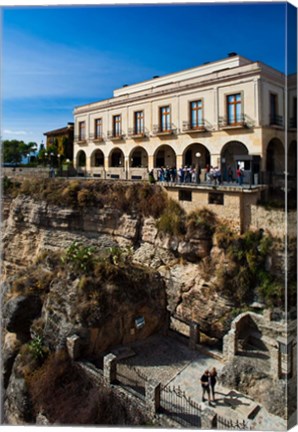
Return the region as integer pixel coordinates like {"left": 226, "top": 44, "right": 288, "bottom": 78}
{"left": 201, "top": 406, "right": 217, "bottom": 429}
{"left": 145, "top": 380, "right": 161, "bottom": 417}
{"left": 223, "top": 330, "right": 237, "bottom": 362}
{"left": 85, "top": 155, "right": 91, "bottom": 176}
{"left": 104, "top": 156, "right": 109, "bottom": 172}
{"left": 66, "top": 335, "right": 81, "bottom": 360}
{"left": 270, "top": 347, "right": 281, "bottom": 379}
{"left": 148, "top": 155, "right": 154, "bottom": 171}
{"left": 103, "top": 353, "right": 117, "bottom": 385}
{"left": 176, "top": 154, "right": 183, "bottom": 169}
{"left": 210, "top": 154, "right": 220, "bottom": 168}
{"left": 189, "top": 323, "right": 200, "bottom": 350}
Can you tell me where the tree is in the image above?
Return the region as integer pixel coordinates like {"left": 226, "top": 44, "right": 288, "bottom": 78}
{"left": 3, "top": 140, "right": 38, "bottom": 164}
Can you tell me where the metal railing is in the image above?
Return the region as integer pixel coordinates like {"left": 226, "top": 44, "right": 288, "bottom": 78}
{"left": 289, "top": 117, "right": 297, "bottom": 129}
{"left": 182, "top": 120, "right": 206, "bottom": 132}
{"left": 74, "top": 135, "right": 87, "bottom": 144}
{"left": 218, "top": 114, "right": 254, "bottom": 128}
{"left": 89, "top": 133, "right": 105, "bottom": 142}
{"left": 107, "top": 130, "right": 125, "bottom": 140}
{"left": 269, "top": 114, "right": 284, "bottom": 127}
{"left": 160, "top": 385, "right": 201, "bottom": 428}
{"left": 152, "top": 123, "right": 177, "bottom": 135}
{"left": 127, "top": 127, "right": 148, "bottom": 137}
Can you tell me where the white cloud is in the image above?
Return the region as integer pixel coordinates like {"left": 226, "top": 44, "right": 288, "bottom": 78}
{"left": 3, "top": 129, "right": 28, "bottom": 135}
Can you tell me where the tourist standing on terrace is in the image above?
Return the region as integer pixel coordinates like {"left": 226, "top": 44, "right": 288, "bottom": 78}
{"left": 210, "top": 367, "right": 217, "bottom": 402}
{"left": 201, "top": 370, "right": 211, "bottom": 405}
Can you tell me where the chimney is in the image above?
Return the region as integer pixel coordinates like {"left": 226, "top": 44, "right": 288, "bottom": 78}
{"left": 228, "top": 52, "right": 238, "bottom": 57}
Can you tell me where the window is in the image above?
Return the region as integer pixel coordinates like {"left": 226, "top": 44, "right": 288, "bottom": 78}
{"left": 134, "top": 111, "right": 144, "bottom": 134}
{"left": 160, "top": 106, "right": 171, "bottom": 131}
{"left": 190, "top": 100, "right": 203, "bottom": 128}
{"left": 113, "top": 115, "right": 121, "bottom": 137}
{"left": 179, "top": 190, "right": 192, "bottom": 201}
{"left": 208, "top": 192, "right": 224, "bottom": 205}
{"left": 95, "top": 118, "right": 102, "bottom": 139}
{"left": 270, "top": 93, "right": 278, "bottom": 124}
{"left": 227, "top": 94, "right": 242, "bottom": 125}
{"left": 78, "top": 121, "right": 86, "bottom": 141}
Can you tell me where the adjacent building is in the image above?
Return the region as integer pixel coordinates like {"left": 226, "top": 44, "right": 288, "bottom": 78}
{"left": 73, "top": 53, "right": 297, "bottom": 185}
{"left": 44, "top": 122, "right": 74, "bottom": 162}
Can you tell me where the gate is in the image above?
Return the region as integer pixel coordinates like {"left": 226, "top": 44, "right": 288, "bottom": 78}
{"left": 160, "top": 385, "right": 201, "bottom": 427}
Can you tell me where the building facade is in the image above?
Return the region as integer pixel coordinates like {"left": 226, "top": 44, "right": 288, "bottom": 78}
{"left": 44, "top": 122, "right": 74, "bottom": 162}
{"left": 73, "top": 54, "right": 297, "bottom": 184}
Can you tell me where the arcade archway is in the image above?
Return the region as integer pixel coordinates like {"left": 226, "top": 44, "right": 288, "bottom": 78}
{"left": 91, "top": 149, "right": 104, "bottom": 167}
{"left": 76, "top": 150, "right": 86, "bottom": 167}
{"left": 182, "top": 143, "right": 210, "bottom": 169}
{"left": 109, "top": 148, "right": 125, "bottom": 167}
{"left": 221, "top": 141, "right": 249, "bottom": 181}
{"left": 154, "top": 144, "right": 176, "bottom": 168}
{"left": 129, "top": 147, "right": 148, "bottom": 168}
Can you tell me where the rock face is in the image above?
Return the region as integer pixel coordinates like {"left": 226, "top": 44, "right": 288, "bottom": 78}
{"left": 220, "top": 357, "right": 287, "bottom": 419}
{"left": 2, "top": 194, "right": 233, "bottom": 345}
{"left": 1, "top": 183, "right": 293, "bottom": 425}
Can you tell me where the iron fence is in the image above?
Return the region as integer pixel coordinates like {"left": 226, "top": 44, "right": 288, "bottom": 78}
{"left": 217, "top": 415, "right": 250, "bottom": 430}
{"left": 159, "top": 384, "right": 201, "bottom": 428}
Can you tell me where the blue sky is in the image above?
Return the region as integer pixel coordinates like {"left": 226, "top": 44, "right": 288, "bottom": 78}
{"left": 1, "top": 2, "right": 297, "bottom": 146}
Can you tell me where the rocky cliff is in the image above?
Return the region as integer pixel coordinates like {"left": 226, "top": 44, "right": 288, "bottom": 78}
{"left": 1, "top": 178, "right": 294, "bottom": 425}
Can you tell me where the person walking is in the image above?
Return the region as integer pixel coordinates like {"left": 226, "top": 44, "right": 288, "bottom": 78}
{"left": 209, "top": 367, "right": 217, "bottom": 402}
{"left": 236, "top": 165, "right": 244, "bottom": 185}
{"left": 200, "top": 370, "right": 211, "bottom": 404}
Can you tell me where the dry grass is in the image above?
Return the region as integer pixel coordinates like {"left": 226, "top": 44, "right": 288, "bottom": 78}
{"left": 27, "top": 350, "right": 146, "bottom": 425}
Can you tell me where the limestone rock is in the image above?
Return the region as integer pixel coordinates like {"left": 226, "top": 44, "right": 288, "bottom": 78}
{"left": 2, "top": 332, "right": 23, "bottom": 389}
{"left": 4, "top": 353, "right": 34, "bottom": 425}
{"left": 220, "top": 357, "right": 286, "bottom": 418}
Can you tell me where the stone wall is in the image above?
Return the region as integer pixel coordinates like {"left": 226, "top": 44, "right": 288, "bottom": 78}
{"left": 166, "top": 186, "right": 263, "bottom": 233}
{"left": 250, "top": 205, "right": 297, "bottom": 238}
{"left": 3, "top": 167, "right": 50, "bottom": 179}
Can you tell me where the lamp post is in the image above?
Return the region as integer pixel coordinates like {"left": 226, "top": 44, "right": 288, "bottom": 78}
{"left": 195, "top": 152, "right": 201, "bottom": 184}
{"left": 44, "top": 152, "right": 48, "bottom": 167}
{"left": 57, "top": 154, "right": 61, "bottom": 176}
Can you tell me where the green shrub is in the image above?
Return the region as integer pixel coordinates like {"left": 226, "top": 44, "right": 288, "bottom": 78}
{"left": 156, "top": 199, "right": 185, "bottom": 236}
{"left": 28, "top": 335, "right": 47, "bottom": 360}
{"left": 61, "top": 241, "right": 97, "bottom": 273}
{"left": 186, "top": 208, "right": 217, "bottom": 237}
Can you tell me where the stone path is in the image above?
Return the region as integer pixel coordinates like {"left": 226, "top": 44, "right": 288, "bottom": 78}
{"left": 117, "top": 333, "right": 287, "bottom": 431}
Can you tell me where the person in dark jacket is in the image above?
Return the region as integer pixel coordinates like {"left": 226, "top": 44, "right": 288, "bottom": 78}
{"left": 200, "top": 370, "right": 211, "bottom": 404}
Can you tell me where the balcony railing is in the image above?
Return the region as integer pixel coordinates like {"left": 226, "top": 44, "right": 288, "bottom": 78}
{"left": 219, "top": 114, "right": 254, "bottom": 129}
{"left": 107, "top": 130, "right": 125, "bottom": 140}
{"left": 127, "top": 127, "right": 148, "bottom": 138}
{"left": 89, "top": 133, "right": 105, "bottom": 142}
{"left": 152, "top": 124, "right": 177, "bottom": 136}
{"left": 289, "top": 117, "right": 297, "bottom": 129}
{"left": 74, "top": 135, "right": 87, "bottom": 144}
{"left": 269, "top": 114, "right": 284, "bottom": 127}
{"left": 182, "top": 121, "right": 206, "bottom": 133}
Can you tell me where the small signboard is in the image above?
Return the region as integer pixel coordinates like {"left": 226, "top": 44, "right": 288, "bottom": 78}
{"left": 135, "top": 316, "right": 145, "bottom": 330}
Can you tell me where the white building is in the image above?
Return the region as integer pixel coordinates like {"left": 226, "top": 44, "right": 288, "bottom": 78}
{"left": 73, "top": 53, "right": 297, "bottom": 185}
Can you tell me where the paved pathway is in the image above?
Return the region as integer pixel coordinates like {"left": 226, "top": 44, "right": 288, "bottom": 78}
{"left": 117, "top": 333, "right": 286, "bottom": 431}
